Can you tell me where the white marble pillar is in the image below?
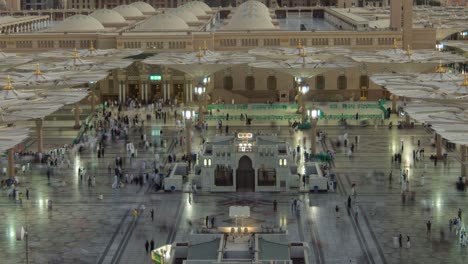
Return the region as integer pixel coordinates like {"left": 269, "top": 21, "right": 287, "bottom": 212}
{"left": 163, "top": 82, "right": 168, "bottom": 101}
{"left": 167, "top": 82, "right": 171, "bottom": 99}
{"left": 189, "top": 82, "right": 193, "bottom": 102}
{"left": 144, "top": 83, "right": 148, "bottom": 102}
{"left": 118, "top": 81, "right": 122, "bottom": 103}
{"left": 185, "top": 81, "right": 190, "bottom": 103}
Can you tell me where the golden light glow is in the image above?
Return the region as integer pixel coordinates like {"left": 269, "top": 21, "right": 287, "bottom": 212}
{"left": 435, "top": 61, "right": 446, "bottom": 74}
{"left": 300, "top": 47, "right": 307, "bottom": 58}
{"left": 405, "top": 45, "right": 412, "bottom": 57}
{"left": 296, "top": 39, "right": 303, "bottom": 50}
{"left": 89, "top": 41, "right": 95, "bottom": 52}
{"left": 202, "top": 40, "right": 208, "bottom": 52}
{"left": 393, "top": 38, "right": 398, "bottom": 49}
{"left": 196, "top": 46, "right": 203, "bottom": 58}
{"left": 33, "top": 63, "right": 42, "bottom": 76}
{"left": 462, "top": 74, "right": 468, "bottom": 86}
{"left": 73, "top": 48, "right": 80, "bottom": 60}
{"left": 4, "top": 75, "right": 12, "bottom": 90}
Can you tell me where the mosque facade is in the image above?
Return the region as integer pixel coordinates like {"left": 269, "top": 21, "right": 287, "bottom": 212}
{"left": 0, "top": 1, "right": 466, "bottom": 104}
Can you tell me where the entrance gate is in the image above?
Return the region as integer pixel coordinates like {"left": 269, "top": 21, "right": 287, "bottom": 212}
{"left": 236, "top": 156, "right": 255, "bottom": 192}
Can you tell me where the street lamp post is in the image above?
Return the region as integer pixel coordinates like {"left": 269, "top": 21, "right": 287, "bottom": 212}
{"left": 183, "top": 110, "right": 194, "bottom": 161}
{"left": 308, "top": 109, "right": 321, "bottom": 155}
{"left": 298, "top": 83, "right": 310, "bottom": 123}
{"left": 194, "top": 85, "right": 206, "bottom": 123}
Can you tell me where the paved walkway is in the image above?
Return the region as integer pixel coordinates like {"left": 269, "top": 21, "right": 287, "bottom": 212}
{"left": 0, "top": 103, "right": 466, "bottom": 264}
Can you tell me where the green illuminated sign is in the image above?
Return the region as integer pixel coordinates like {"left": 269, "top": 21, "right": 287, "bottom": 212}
{"left": 149, "top": 75, "right": 162, "bottom": 81}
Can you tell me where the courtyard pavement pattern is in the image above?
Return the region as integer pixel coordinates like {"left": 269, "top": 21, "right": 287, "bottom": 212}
{"left": 0, "top": 105, "right": 466, "bottom": 264}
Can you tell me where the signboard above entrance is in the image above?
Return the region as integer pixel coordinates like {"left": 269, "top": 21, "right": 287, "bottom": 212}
{"left": 149, "top": 75, "right": 162, "bottom": 81}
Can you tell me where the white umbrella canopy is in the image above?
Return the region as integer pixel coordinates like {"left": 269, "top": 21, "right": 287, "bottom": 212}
{"left": 37, "top": 48, "right": 143, "bottom": 59}
{"left": 249, "top": 60, "right": 356, "bottom": 78}
{"left": 143, "top": 50, "right": 256, "bottom": 78}
{"left": 349, "top": 48, "right": 467, "bottom": 74}
{"left": 0, "top": 102, "right": 63, "bottom": 122}
{"left": 0, "top": 70, "right": 108, "bottom": 91}
{"left": 370, "top": 72, "right": 468, "bottom": 100}
{"left": 441, "top": 41, "right": 468, "bottom": 53}
{"left": 249, "top": 46, "right": 352, "bottom": 60}
{"left": 403, "top": 102, "right": 468, "bottom": 145}
{"left": 0, "top": 126, "right": 30, "bottom": 152}
{"left": 38, "top": 87, "right": 89, "bottom": 105}
{"left": 0, "top": 51, "right": 34, "bottom": 72}
{"left": 0, "top": 76, "right": 36, "bottom": 100}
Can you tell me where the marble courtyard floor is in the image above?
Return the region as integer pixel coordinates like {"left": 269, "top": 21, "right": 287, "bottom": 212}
{"left": 0, "top": 105, "right": 467, "bottom": 264}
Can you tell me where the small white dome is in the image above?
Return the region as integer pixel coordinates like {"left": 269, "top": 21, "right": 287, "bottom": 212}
{"left": 184, "top": 1, "right": 211, "bottom": 12}
{"left": 166, "top": 8, "right": 199, "bottom": 23}
{"left": 136, "top": 14, "right": 189, "bottom": 32}
{"left": 224, "top": 9, "right": 275, "bottom": 31}
{"left": 179, "top": 4, "right": 206, "bottom": 16}
{"left": 90, "top": 9, "right": 126, "bottom": 24}
{"left": 231, "top": 5, "right": 271, "bottom": 21}
{"left": 130, "top": 1, "right": 156, "bottom": 14}
{"left": 113, "top": 5, "right": 144, "bottom": 19}
{"left": 52, "top": 15, "right": 104, "bottom": 32}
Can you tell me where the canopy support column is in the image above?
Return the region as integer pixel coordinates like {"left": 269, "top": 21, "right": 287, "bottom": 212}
{"left": 436, "top": 134, "right": 442, "bottom": 159}
{"left": 462, "top": 145, "right": 467, "bottom": 177}
{"left": 36, "top": 119, "right": 43, "bottom": 153}
{"left": 7, "top": 148, "right": 14, "bottom": 179}
{"left": 392, "top": 95, "right": 398, "bottom": 113}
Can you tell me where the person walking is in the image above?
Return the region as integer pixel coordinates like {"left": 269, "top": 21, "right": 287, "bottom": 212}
{"left": 205, "top": 216, "right": 209, "bottom": 228}
{"left": 145, "top": 240, "right": 149, "bottom": 254}
{"left": 273, "top": 200, "right": 277, "bottom": 212}
{"left": 458, "top": 208, "right": 462, "bottom": 221}
{"left": 347, "top": 196, "right": 352, "bottom": 210}
{"left": 26, "top": 189, "right": 29, "bottom": 200}
{"left": 398, "top": 234, "right": 402, "bottom": 248}
{"left": 426, "top": 220, "right": 432, "bottom": 236}
{"left": 406, "top": 235, "right": 411, "bottom": 248}
{"left": 150, "top": 239, "right": 154, "bottom": 251}
{"left": 335, "top": 205, "right": 340, "bottom": 219}
{"left": 151, "top": 209, "right": 154, "bottom": 221}
{"left": 211, "top": 216, "right": 215, "bottom": 228}
{"left": 133, "top": 208, "right": 138, "bottom": 219}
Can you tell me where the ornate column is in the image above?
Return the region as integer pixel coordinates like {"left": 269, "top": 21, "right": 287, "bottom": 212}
{"left": 36, "top": 119, "right": 43, "bottom": 153}
{"left": 436, "top": 134, "right": 442, "bottom": 159}
{"left": 7, "top": 148, "right": 14, "bottom": 179}
{"left": 140, "top": 81, "right": 145, "bottom": 101}
{"left": 119, "top": 80, "right": 126, "bottom": 103}
{"left": 162, "top": 81, "right": 166, "bottom": 101}
{"left": 185, "top": 80, "right": 190, "bottom": 103}
{"left": 392, "top": 94, "right": 398, "bottom": 113}
{"left": 144, "top": 82, "right": 148, "bottom": 102}
{"left": 188, "top": 80, "right": 193, "bottom": 102}
{"left": 186, "top": 118, "right": 192, "bottom": 159}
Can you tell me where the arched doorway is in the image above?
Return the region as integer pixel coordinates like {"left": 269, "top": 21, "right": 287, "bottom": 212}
{"left": 236, "top": 156, "right": 255, "bottom": 192}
